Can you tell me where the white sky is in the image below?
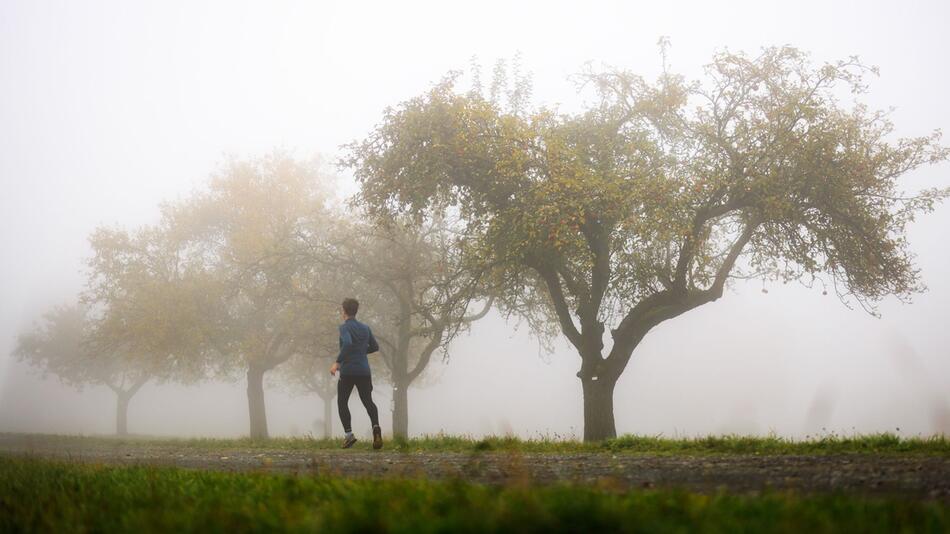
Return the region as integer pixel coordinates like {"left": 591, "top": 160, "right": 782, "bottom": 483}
{"left": 1, "top": 0, "right": 948, "bottom": 439}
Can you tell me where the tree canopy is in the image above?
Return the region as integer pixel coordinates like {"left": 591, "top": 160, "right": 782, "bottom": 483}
{"left": 345, "top": 47, "right": 948, "bottom": 440}
{"left": 163, "top": 152, "right": 338, "bottom": 438}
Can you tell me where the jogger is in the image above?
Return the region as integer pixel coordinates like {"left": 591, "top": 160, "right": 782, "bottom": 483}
{"left": 329, "top": 297, "right": 384, "bottom": 449}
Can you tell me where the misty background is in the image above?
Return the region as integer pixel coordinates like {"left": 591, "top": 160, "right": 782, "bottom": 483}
{"left": 1, "top": 0, "right": 947, "bottom": 439}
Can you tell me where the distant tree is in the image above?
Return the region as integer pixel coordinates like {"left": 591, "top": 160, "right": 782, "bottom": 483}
{"left": 167, "top": 152, "right": 334, "bottom": 439}
{"left": 13, "top": 304, "right": 150, "bottom": 435}
{"left": 308, "top": 218, "right": 491, "bottom": 438}
{"left": 279, "top": 261, "right": 398, "bottom": 439}
{"left": 15, "top": 214, "right": 217, "bottom": 435}
{"left": 345, "top": 47, "right": 949, "bottom": 441}
{"left": 277, "top": 353, "right": 338, "bottom": 438}
{"left": 275, "top": 296, "right": 350, "bottom": 439}
{"left": 77, "top": 220, "right": 216, "bottom": 434}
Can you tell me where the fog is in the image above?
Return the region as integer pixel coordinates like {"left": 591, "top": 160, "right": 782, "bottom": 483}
{"left": 1, "top": 0, "right": 948, "bottom": 440}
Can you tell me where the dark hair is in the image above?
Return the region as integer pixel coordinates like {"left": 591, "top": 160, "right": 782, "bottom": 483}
{"left": 341, "top": 297, "right": 359, "bottom": 317}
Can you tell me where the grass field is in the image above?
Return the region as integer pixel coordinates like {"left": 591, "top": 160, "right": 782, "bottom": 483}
{"left": 36, "top": 431, "right": 950, "bottom": 456}
{"left": 1, "top": 456, "right": 947, "bottom": 533}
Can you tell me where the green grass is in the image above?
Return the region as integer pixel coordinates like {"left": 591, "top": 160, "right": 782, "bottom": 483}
{"left": 0, "top": 457, "right": 946, "bottom": 533}
{"left": 20, "top": 431, "right": 950, "bottom": 456}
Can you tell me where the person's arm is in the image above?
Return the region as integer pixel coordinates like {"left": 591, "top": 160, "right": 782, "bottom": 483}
{"left": 336, "top": 326, "right": 354, "bottom": 362}
{"left": 331, "top": 325, "right": 353, "bottom": 376}
{"left": 367, "top": 327, "right": 379, "bottom": 354}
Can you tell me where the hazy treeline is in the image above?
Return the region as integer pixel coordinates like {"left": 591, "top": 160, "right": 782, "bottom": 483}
{"left": 14, "top": 155, "right": 489, "bottom": 440}
{"left": 13, "top": 47, "right": 948, "bottom": 442}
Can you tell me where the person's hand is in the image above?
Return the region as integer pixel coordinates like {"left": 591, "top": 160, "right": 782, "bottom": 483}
{"left": 329, "top": 362, "right": 340, "bottom": 376}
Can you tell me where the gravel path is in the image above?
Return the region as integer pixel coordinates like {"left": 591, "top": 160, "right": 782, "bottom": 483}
{"left": 2, "top": 433, "right": 948, "bottom": 501}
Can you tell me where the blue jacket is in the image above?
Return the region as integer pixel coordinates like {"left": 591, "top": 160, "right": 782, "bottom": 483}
{"left": 335, "top": 318, "right": 379, "bottom": 376}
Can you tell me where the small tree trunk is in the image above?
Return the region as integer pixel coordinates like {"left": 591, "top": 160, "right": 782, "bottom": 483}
{"left": 582, "top": 376, "right": 617, "bottom": 441}
{"left": 116, "top": 393, "right": 130, "bottom": 436}
{"left": 392, "top": 380, "right": 409, "bottom": 439}
{"left": 323, "top": 394, "right": 333, "bottom": 439}
{"left": 247, "top": 364, "right": 268, "bottom": 439}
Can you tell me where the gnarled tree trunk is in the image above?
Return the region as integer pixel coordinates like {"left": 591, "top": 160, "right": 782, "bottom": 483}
{"left": 581, "top": 376, "right": 617, "bottom": 441}
{"left": 247, "top": 364, "right": 268, "bottom": 439}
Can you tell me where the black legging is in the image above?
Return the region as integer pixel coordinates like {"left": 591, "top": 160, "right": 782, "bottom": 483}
{"left": 337, "top": 375, "right": 379, "bottom": 433}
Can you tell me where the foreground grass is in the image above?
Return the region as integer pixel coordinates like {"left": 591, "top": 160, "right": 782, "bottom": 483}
{"left": 0, "top": 457, "right": 946, "bottom": 533}
{"left": 22, "top": 431, "right": 950, "bottom": 456}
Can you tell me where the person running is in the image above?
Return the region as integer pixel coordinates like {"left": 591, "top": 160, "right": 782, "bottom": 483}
{"left": 329, "top": 297, "right": 383, "bottom": 449}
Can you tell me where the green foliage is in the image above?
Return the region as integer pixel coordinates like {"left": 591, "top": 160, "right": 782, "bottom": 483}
{"left": 345, "top": 47, "right": 949, "bottom": 347}
{"left": 1, "top": 457, "right": 946, "bottom": 533}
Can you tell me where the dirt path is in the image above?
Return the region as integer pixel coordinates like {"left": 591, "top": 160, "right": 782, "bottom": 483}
{"left": 2, "top": 433, "right": 948, "bottom": 501}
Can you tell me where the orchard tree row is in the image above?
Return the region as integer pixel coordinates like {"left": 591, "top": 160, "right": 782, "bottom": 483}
{"left": 16, "top": 156, "right": 487, "bottom": 439}
{"left": 16, "top": 47, "right": 947, "bottom": 441}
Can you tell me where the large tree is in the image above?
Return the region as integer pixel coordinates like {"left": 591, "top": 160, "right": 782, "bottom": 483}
{"left": 167, "top": 152, "right": 334, "bottom": 439}
{"left": 345, "top": 47, "right": 949, "bottom": 440}
{"left": 303, "top": 217, "right": 490, "bottom": 438}
{"left": 79, "top": 220, "right": 216, "bottom": 434}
